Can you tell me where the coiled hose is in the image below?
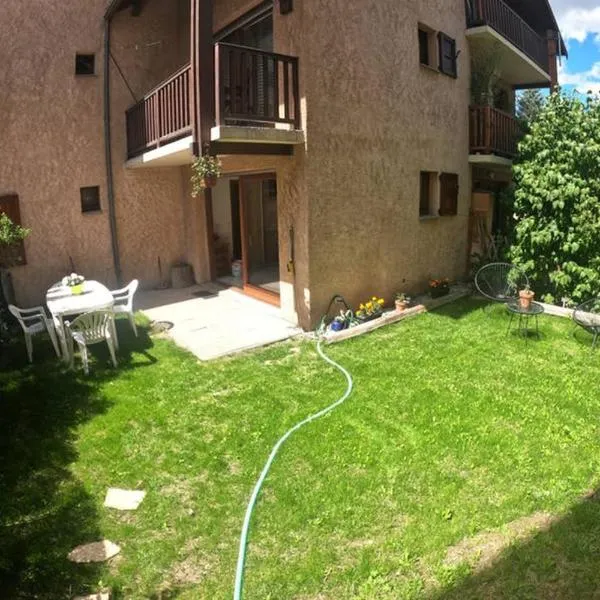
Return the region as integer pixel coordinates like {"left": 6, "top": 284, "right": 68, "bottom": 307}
{"left": 233, "top": 338, "right": 354, "bottom": 599}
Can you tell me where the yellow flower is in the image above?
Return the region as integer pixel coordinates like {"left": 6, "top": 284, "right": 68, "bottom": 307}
{"left": 377, "top": 298, "right": 384, "bottom": 305}
{"left": 359, "top": 303, "right": 365, "bottom": 310}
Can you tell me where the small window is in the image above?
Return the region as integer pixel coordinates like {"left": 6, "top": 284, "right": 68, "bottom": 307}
{"left": 439, "top": 173, "right": 459, "bottom": 216}
{"left": 438, "top": 33, "right": 457, "bottom": 77}
{"left": 80, "top": 186, "right": 101, "bottom": 213}
{"left": 0, "top": 194, "right": 27, "bottom": 266}
{"left": 75, "top": 54, "right": 95, "bottom": 76}
{"left": 418, "top": 25, "right": 436, "bottom": 68}
{"left": 419, "top": 171, "right": 438, "bottom": 217}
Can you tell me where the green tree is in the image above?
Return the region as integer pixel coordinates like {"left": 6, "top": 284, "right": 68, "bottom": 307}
{"left": 510, "top": 91, "right": 600, "bottom": 305}
{"left": 516, "top": 89, "right": 546, "bottom": 130}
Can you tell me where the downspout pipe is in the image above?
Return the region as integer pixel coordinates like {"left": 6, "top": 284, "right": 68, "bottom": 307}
{"left": 103, "top": 13, "right": 123, "bottom": 286}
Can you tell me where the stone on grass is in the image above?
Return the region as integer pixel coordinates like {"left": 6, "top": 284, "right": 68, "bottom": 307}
{"left": 104, "top": 488, "right": 146, "bottom": 511}
{"left": 73, "top": 592, "right": 110, "bottom": 600}
{"left": 68, "top": 540, "right": 121, "bottom": 563}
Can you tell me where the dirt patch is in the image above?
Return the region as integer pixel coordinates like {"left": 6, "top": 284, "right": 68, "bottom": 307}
{"left": 170, "top": 554, "right": 210, "bottom": 585}
{"left": 444, "top": 511, "right": 556, "bottom": 571}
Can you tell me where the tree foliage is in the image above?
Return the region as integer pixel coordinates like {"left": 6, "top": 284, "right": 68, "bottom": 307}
{"left": 510, "top": 91, "right": 600, "bottom": 305}
{"left": 516, "top": 89, "right": 545, "bottom": 131}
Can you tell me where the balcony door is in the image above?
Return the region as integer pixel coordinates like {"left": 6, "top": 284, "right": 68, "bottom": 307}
{"left": 217, "top": 7, "right": 274, "bottom": 124}
{"left": 239, "top": 174, "right": 280, "bottom": 305}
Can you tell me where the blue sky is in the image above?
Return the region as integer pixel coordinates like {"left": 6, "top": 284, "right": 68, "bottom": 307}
{"left": 551, "top": 0, "right": 600, "bottom": 93}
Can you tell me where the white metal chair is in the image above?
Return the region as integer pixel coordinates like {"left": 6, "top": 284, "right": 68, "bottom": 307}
{"left": 110, "top": 279, "right": 139, "bottom": 338}
{"left": 8, "top": 304, "right": 61, "bottom": 363}
{"left": 65, "top": 311, "right": 118, "bottom": 375}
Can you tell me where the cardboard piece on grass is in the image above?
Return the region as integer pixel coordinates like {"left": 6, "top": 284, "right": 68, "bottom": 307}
{"left": 73, "top": 592, "right": 110, "bottom": 600}
{"left": 104, "top": 488, "right": 146, "bottom": 510}
{"left": 68, "top": 540, "right": 121, "bottom": 563}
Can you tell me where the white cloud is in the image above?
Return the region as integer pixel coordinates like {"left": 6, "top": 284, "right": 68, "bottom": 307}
{"left": 550, "top": 0, "right": 600, "bottom": 42}
{"left": 558, "top": 61, "right": 600, "bottom": 94}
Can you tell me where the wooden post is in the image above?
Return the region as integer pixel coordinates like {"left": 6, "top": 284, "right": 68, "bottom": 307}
{"left": 546, "top": 30, "right": 559, "bottom": 91}
{"left": 484, "top": 106, "right": 492, "bottom": 154}
{"left": 190, "top": 0, "right": 216, "bottom": 280}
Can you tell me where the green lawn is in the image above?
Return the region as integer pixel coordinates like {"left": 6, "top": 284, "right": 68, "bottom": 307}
{"left": 2, "top": 298, "right": 600, "bottom": 599}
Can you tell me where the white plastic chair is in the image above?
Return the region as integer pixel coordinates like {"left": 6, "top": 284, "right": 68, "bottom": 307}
{"left": 110, "top": 279, "right": 139, "bottom": 338}
{"left": 8, "top": 304, "right": 61, "bottom": 363}
{"left": 65, "top": 311, "right": 118, "bottom": 375}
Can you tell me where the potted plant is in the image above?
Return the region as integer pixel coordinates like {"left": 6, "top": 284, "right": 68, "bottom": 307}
{"left": 62, "top": 273, "right": 86, "bottom": 295}
{"left": 519, "top": 284, "right": 535, "bottom": 309}
{"left": 330, "top": 309, "right": 354, "bottom": 332}
{"left": 394, "top": 292, "right": 411, "bottom": 312}
{"left": 190, "top": 154, "right": 221, "bottom": 196}
{"left": 355, "top": 296, "right": 385, "bottom": 323}
{"left": 429, "top": 278, "right": 450, "bottom": 299}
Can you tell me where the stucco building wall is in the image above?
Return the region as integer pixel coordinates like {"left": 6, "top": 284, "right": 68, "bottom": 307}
{"left": 0, "top": 0, "right": 193, "bottom": 304}
{"left": 297, "top": 0, "right": 472, "bottom": 324}
{"left": 1, "top": 0, "right": 472, "bottom": 332}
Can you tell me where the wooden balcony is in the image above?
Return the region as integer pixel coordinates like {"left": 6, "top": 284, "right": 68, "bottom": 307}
{"left": 469, "top": 105, "right": 520, "bottom": 160}
{"left": 125, "top": 44, "right": 300, "bottom": 161}
{"left": 466, "top": 0, "right": 550, "bottom": 83}
{"left": 214, "top": 43, "right": 300, "bottom": 129}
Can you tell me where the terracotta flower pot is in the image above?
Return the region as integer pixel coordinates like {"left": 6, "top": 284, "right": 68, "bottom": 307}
{"left": 203, "top": 175, "right": 217, "bottom": 189}
{"left": 519, "top": 289, "right": 535, "bottom": 309}
{"left": 395, "top": 300, "right": 408, "bottom": 312}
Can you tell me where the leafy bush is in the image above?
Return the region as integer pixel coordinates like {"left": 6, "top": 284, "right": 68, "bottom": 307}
{"left": 509, "top": 92, "right": 600, "bottom": 305}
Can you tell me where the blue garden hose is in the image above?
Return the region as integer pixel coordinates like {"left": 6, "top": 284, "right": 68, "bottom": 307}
{"left": 233, "top": 338, "right": 354, "bottom": 599}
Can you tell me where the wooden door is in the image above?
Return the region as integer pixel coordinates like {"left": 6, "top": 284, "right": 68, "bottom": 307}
{"left": 239, "top": 174, "right": 280, "bottom": 305}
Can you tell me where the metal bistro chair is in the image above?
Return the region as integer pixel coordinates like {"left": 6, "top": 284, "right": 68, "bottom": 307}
{"left": 65, "top": 310, "right": 118, "bottom": 375}
{"left": 110, "top": 279, "right": 139, "bottom": 341}
{"left": 474, "top": 262, "right": 529, "bottom": 306}
{"left": 573, "top": 298, "right": 600, "bottom": 350}
{"left": 8, "top": 304, "right": 61, "bottom": 363}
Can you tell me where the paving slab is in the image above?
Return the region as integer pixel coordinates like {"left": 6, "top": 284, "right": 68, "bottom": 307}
{"left": 73, "top": 592, "right": 110, "bottom": 600}
{"left": 104, "top": 488, "right": 146, "bottom": 510}
{"left": 138, "top": 283, "right": 302, "bottom": 360}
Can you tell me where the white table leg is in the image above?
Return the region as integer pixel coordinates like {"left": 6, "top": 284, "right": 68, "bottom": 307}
{"left": 54, "top": 314, "right": 70, "bottom": 364}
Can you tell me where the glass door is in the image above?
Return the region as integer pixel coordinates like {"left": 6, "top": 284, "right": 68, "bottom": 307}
{"left": 239, "top": 174, "right": 280, "bottom": 303}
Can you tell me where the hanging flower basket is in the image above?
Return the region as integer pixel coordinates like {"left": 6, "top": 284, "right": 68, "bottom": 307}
{"left": 190, "top": 154, "right": 222, "bottom": 196}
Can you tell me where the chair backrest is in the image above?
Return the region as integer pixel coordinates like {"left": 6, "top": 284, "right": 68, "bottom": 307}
{"left": 67, "top": 310, "right": 114, "bottom": 344}
{"left": 8, "top": 305, "right": 45, "bottom": 333}
{"left": 111, "top": 279, "right": 139, "bottom": 310}
{"left": 474, "top": 263, "right": 529, "bottom": 302}
{"left": 574, "top": 298, "right": 600, "bottom": 331}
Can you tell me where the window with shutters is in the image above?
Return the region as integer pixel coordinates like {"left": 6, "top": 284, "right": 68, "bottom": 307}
{"left": 438, "top": 33, "right": 457, "bottom": 78}
{"left": 418, "top": 24, "right": 437, "bottom": 69}
{"left": 439, "top": 173, "right": 459, "bottom": 216}
{"left": 419, "top": 172, "right": 439, "bottom": 218}
{"left": 0, "top": 195, "right": 27, "bottom": 266}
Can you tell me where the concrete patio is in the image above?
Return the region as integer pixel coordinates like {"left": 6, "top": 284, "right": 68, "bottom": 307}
{"left": 137, "top": 282, "right": 302, "bottom": 360}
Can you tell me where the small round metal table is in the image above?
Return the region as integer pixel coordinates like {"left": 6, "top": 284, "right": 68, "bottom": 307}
{"left": 506, "top": 300, "right": 544, "bottom": 340}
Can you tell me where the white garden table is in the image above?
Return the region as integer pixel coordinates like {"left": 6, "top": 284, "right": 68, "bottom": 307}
{"left": 46, "top": 280, "right": 115, "bottom": 363}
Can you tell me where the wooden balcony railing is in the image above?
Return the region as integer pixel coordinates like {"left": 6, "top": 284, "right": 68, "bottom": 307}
{"left": 469, "top": 105, "right": 520, "bottom": 158}
{"left": 125, "top": 45, "right": 301, "bottom": 159}
{"left": 466, "top": 0, "right": 549, "bottom": 74}
{"left": 126, "top": 64, "right": 192, "bottom": 158}
{"left": 214, "top": 43, "right": 300, "bottom": 129}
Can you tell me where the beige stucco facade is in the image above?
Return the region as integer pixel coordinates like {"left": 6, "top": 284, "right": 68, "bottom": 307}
{"left": 2, "top": 0, "right": 525, "bottom": 330}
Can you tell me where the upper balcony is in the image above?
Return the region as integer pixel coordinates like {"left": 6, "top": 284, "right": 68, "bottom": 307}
{"left": 125, "top": 43, "right": 303, "bottom": 166}
{"left": 466, "top": 0, "right": 552, "bottom": 87}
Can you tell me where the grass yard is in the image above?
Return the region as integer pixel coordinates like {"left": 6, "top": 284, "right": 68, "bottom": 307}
{"left": 2, "top": 298, "right": 600, "bottom": 599}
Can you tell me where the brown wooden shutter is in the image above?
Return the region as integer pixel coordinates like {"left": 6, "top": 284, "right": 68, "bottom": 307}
{"left": 439, "top": 173, "right": 459, "bottom": 216}
{"left": 438, "top": 33, "right": 457, "bottom": 77}
{"left": 0, "top": 195, "right": 27, "bottom": 266}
